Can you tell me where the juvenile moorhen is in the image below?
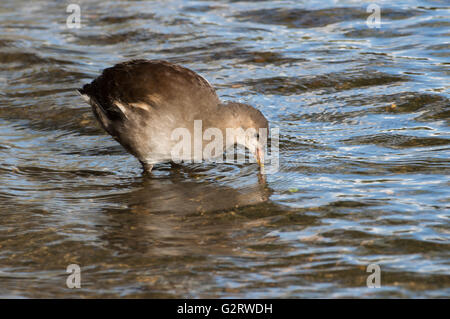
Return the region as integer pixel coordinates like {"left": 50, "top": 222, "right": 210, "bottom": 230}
{"left": 78, "top": 59, "right": 268, "bottom": 174}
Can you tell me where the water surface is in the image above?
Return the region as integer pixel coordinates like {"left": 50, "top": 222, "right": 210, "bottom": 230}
{"left": 0, "top": 0, "right": 449, "bottom": 298}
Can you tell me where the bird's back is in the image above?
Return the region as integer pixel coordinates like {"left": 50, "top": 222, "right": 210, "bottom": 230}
{"left": 79, "top": 59, "right": 220, "bottom": 122}
{"left": 78, "top": 59, "right": 222, "bottom": 164}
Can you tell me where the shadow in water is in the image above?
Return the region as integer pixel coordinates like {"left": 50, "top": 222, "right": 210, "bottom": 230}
{"left": 95, "top": 168, "right": 274, "bottom": 258}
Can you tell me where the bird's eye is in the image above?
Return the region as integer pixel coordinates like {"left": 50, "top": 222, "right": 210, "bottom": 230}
{"left": 256, "top": 133, "right": 260, "bottom": 139}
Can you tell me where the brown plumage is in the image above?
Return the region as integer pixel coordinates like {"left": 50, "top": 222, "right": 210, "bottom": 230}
{"left": 78, "top": 59, "right": 268, "bottom": 174}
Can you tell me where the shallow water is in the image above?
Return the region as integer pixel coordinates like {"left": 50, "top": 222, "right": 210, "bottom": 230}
{"left": 0, "top": 0, "right": 449, "bottom": 298}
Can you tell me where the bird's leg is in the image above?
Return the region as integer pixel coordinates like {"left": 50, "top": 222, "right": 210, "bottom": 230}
{"left": 140, "top": 161, "right": 153, "bottom": 175}
{"left": 170, "top": 162, "right": 183, "bottom": 169}
{"left": 169, "top": 162, "right": 184, "bottom": 177}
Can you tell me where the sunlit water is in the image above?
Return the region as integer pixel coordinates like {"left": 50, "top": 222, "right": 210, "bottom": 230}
{"left": 0, "top": 0, "right": 449, "bottom": 298}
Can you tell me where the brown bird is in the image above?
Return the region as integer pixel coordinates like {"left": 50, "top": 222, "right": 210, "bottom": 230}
{"left": 78, "top": 59, "right": 268, "bottom": 174}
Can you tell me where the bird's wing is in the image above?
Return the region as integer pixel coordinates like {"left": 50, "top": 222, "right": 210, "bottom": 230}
{"left": 78, "top": 59, "right": 220, "bottom": 121}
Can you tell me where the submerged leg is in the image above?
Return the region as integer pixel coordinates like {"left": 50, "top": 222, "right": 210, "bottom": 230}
{"left": 170, "top": 162, "right": 183, "bottom": 169}
{"left": 140, "top": 161, "right": 153, "bottom": 175}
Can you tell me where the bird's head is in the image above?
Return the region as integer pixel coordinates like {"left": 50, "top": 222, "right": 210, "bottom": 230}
{"left": 220, "top": 103, "right": 269, "bottom": 171}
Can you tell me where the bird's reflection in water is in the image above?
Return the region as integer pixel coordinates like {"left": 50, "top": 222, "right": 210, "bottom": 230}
{"left": 97, "top": 168, "right": 273, "bottom": 259}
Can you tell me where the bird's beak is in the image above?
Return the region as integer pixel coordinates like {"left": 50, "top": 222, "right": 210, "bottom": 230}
{"left": 255, "top": 146, "right": 265, "bottom": 172}
{"left": 255, "top": 145, "right": 267, "bottom": 184}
